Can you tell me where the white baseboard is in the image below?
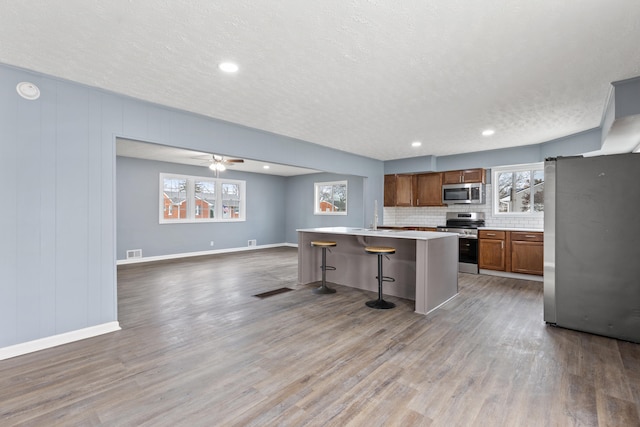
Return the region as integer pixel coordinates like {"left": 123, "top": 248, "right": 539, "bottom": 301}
{"left": 117, "top": 242, "right": 297, "bottom": 265}
{"left": 0, "top": 321, "right": 121, "bottom": 361}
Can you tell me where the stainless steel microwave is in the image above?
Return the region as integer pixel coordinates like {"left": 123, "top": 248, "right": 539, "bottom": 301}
{"left": 442, "top": 183, "right": 485, "bottom": 205}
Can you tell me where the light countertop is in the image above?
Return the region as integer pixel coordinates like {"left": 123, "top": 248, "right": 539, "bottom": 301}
{"left": 478, "top": 226, "right": 543, "bottom": 232}
{"left": 297, "top": 226, "right": 457, "bottom": 241}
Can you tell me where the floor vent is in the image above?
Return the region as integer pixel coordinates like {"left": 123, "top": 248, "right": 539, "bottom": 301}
{"left": 126, "top": 249, "right": 142, "bottom": 259}
{"left": 253, "top": 287, "right": 293, "bottom": 299}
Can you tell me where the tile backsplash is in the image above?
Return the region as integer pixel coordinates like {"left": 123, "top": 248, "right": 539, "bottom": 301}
{"left": 382, "top": 185, "right": 544, "bottom": 230}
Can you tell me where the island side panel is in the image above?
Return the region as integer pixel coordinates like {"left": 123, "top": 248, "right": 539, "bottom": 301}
{"left": 415, "top": 241, "right": 428, "bottom": 315}
{"left": 297, "top": 231, "right": 316, "bottom": 285}
{"left": 297, "top": 231, "right": 417, "bottom": 300}
{"left": 415, "top": 235, "right": 458, "bottom": 315}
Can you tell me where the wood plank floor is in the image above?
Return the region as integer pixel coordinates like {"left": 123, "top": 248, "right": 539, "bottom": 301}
{"left": 1, "top": 247, "right": 639, "bottom": 426}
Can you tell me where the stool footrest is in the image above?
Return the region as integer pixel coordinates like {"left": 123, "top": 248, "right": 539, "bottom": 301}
{"left": 322, "top": 265, "right": 336, "bottom": 271}
{"left": 375, "top": 275, "right": 395, "bottom": 283}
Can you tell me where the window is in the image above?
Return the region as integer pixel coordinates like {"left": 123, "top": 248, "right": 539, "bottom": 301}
{"left": 160, "top": 173, "right": 245, "bottom": 223}
{"left": 314, "top": 180, "right": 347, "bottom": 215}
{"left": 492, "top": 163, "right": 544, "bottom": 215}
{"left": 162, "top": 177, "right": 187, "bottom": 219}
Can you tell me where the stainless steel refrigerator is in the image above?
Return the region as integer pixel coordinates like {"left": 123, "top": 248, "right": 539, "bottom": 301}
{"left": 544, "top": 153, "right": 640, "bottom": 343}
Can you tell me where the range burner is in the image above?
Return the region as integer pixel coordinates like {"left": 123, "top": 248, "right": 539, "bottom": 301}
{"left": 436, "top": 212, "right": 485, "bottom": 237}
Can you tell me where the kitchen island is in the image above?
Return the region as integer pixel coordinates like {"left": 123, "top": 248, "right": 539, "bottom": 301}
{"left": 297, "top": 227, "right": 459, "bottom": 315}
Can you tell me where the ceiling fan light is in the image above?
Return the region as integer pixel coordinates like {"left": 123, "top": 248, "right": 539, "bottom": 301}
{"left": 218, "top": 62, "right": 239, "bottom": 73}
{"left": 216, "top": 163, "right": 226, "bottom": 171}
{"left": 209, "top": 163, "right": 217, "bottom": 171}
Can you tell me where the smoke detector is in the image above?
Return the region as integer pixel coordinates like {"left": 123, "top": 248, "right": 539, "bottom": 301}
{"left": 16, "top": 82, "right": 40, "bottom": 100}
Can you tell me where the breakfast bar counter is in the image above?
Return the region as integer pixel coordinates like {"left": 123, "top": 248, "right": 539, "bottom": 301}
{"left": 297, "top": 227, "right": 459, "bottom": 315}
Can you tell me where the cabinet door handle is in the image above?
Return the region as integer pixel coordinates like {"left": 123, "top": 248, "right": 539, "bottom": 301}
{"left": 487, "top": 233, "right": 496, "bottom": 236}
{"left": 416, "top": 199, "right": 419, "bottom": 205}
{"left": 525, "top": 235, "right": 536, "bottom": 238}
{"left": 501, "top": 241, "right": 504, "bottom": 249}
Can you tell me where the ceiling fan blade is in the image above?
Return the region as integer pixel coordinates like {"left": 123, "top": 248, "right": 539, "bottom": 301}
{"left": 189, "top": 154, "right": 214, "bottom": 161}
{"left": 225, "top": 158, "right": 244, "bottom": 163}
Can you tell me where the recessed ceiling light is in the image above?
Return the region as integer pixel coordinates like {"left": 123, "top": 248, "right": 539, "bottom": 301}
{"left": 482, "top": 129, "right": 495, "bottom": 137}
{"left": 263, "top": 165, "right": 270, "bottom": 169}
{"left": 411, "top": 141, "right": 422, "bottom": 147}
{"left": 16, "top": 81, "right": 40, "bottom": 100}
{"left": 218, "top": 62, "right": 239, "bottom": 73}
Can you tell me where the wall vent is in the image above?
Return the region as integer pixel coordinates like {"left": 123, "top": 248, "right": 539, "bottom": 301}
{"left": 126, "top": 249, "right": 142, "bottom": 259}
{"left": 248, "top": 239, "right": 257, "bottom": 247}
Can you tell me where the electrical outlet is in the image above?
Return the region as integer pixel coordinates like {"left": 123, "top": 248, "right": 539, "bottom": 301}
{"left": 210, "top": 241, "right": 214, "bottom": 247}
{"left": 248, "top": 239, "right": 257, "bottom": 247}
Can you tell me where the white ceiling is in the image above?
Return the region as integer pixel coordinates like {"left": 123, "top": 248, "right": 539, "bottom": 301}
{"left": 2, "top": 1, "right": 640, "bottom": 161}
{"left": 116, "top": 138, "right": 320, "bottom": 177}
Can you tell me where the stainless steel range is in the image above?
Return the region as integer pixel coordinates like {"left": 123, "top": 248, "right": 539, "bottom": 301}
{"left": 437, "top": 212, "right": 485, "bottom": 274}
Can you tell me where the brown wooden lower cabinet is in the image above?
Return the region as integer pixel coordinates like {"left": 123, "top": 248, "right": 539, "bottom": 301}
{"left": 478, "top": 230, "right": 507, "bottom": 271}
{"left": 510, "top": 232, "right": 544, "bottom": 275}
{"left": 479, "top": 230, "right": 543, "bottom": 276}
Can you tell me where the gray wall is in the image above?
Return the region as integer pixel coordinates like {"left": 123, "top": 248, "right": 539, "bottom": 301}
{"left": 284, "top": 173, "right": 366, "bottom": 243}
{"left": 0, "top": 62, "right": 383, "bottom": 349}
{"left": 384, "top": 128, "right": 602, "bottom": 174}
{"left": 1, "top": 66, "right": 118, "bottom": 347}
{"left": 613, "top": 76, "right": 640, "bottom": 118}
{"left": 117, "top": 156, "right": 289, "bottom": 259}
{"left": 117, "top": 158, "right": 366, "bottom": 258}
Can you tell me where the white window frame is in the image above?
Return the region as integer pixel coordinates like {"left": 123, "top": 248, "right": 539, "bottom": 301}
{"left": 492, "top": 162, "right": 544, "bottom": 217}
{"left": 160, "top": 173, "right": 246, "bottom": 223}
{"left": 314, "top": 180, "right": 348, "bottom": 215}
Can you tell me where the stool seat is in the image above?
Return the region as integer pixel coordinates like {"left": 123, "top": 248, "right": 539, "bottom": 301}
{"left": 311, "top": 241, "right": 337, "bottom": 294}
{"left": 311, "top": 241, "right": 337, "bottom": 247}
{"left": 365, "top": 246, "right": 396, "bottom": 309}
{"left": 365, "top": 246, "right": 396, "bottom": 254}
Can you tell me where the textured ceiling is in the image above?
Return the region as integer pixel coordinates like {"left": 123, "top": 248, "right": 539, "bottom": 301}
{"left": 2, "top": 1, "right": 640, "bottom": 161}
{"left": 116, "top": 138, "right": 320, "bottom": 177}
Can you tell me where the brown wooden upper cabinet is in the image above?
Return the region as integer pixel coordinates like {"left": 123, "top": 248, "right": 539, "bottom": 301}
{"left": 413, "top": 173, "right": 443, "bottom": 206}
{"left": 384, "top": 174, "right": 396, "bottom": 206}
{"left": 442, "top": 168, "right": 485, "bottom": 184}
{"left": 384, "top": 174, "right": 413, "bottom": 206}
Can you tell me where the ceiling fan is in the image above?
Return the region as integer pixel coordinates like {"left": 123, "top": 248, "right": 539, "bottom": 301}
{"left": 208, "top": 154, "right": 244, "bottom": 171}
{"left": 200, "top": 154, "right": 243, "bottom": 177}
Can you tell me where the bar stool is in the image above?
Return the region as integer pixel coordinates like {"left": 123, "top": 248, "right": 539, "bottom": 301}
{"left": 364, "top": 246, "right": 396, "bottom": 309}
{"left": 311, "top": 240, "right": 337, "bottom": 294}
